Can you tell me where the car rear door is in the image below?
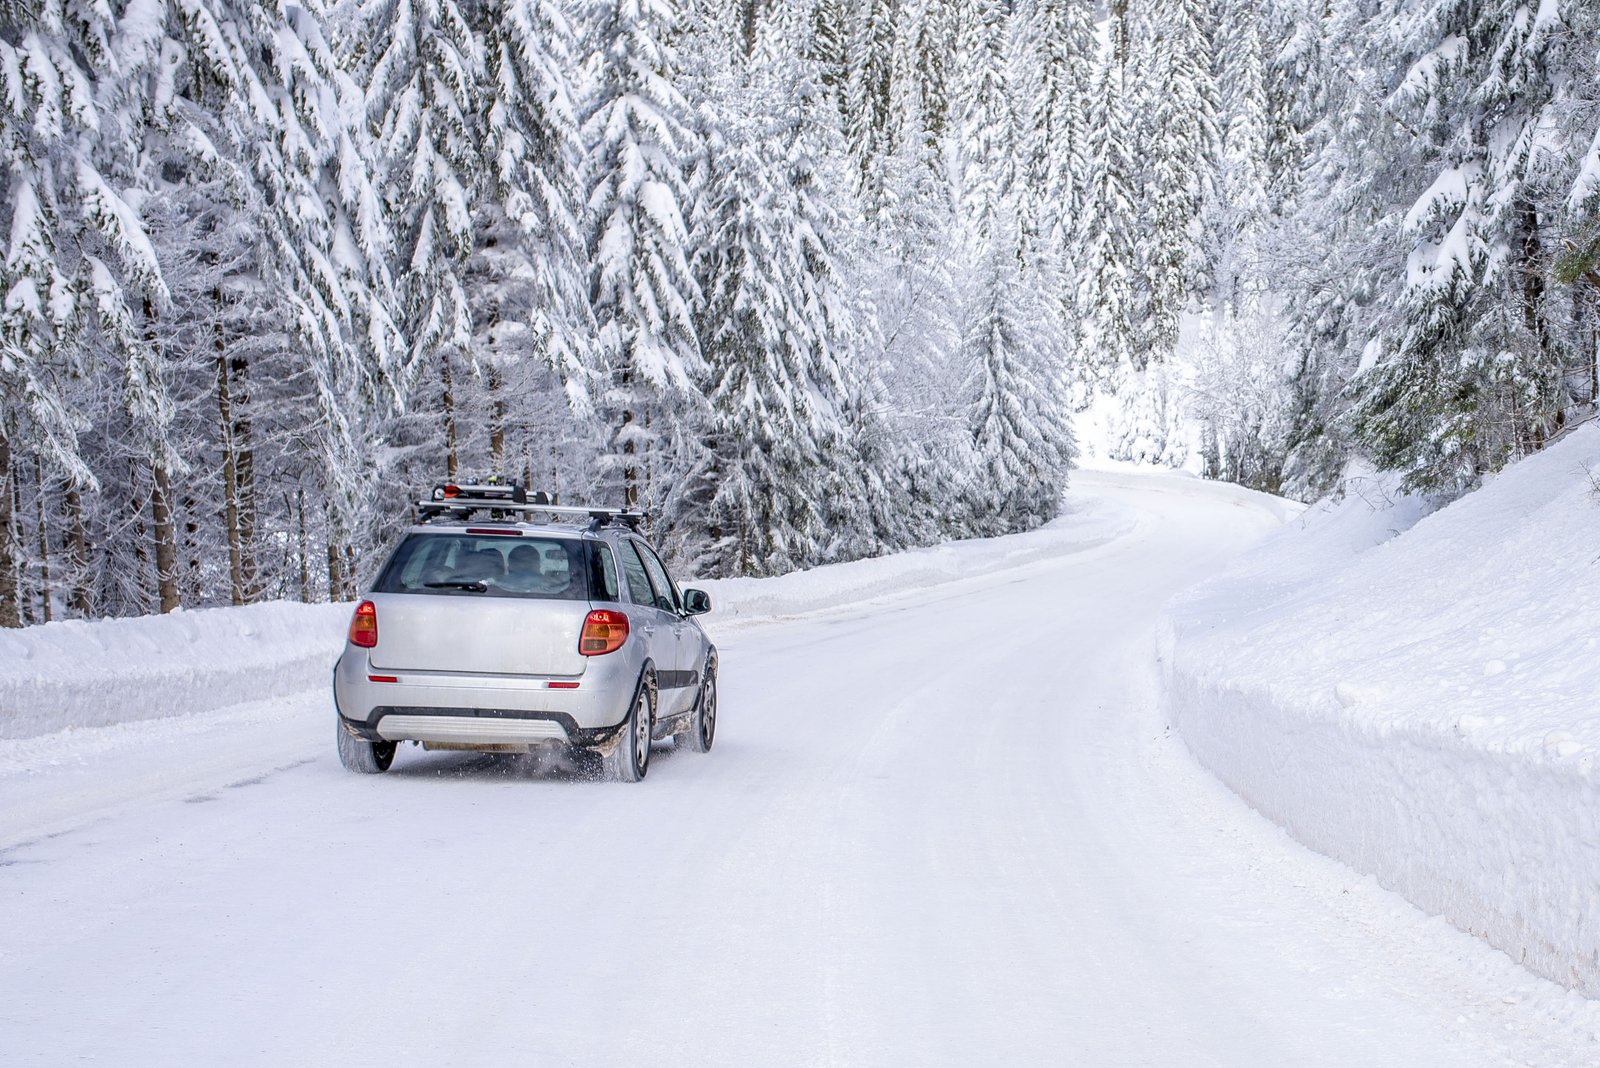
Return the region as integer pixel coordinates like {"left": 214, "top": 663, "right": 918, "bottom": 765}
{"left": 614, "top": 539, "right": 680, "bottom": 700}
{"left": 611, "top": 539, "right": 683, "bottom": 713}
{"left": 630, "top": 539, "right": 698, "bottom": 714}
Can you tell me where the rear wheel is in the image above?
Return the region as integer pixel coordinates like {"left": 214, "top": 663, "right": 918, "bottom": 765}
{"left": 681, "top": 659, "right": 716, "bottom": 754}
{"left": 336, "top": 717, "right": 396, "bottom": 773}
{"left": 608, "top": 675, "right": 654, "bottom": 782}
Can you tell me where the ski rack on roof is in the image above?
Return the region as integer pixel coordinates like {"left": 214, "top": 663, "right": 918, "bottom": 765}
{"left": 414, "top": 480, "right": 648, "bottom": 531}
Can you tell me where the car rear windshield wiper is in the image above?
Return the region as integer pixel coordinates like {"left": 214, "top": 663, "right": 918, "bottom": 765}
{"left": 423, "top": 579, "right": 488, "bottom": 592}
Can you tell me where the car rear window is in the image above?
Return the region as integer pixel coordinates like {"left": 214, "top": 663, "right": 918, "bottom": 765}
{"left": 372, "top": 534, "right": 595, "bottom": 600}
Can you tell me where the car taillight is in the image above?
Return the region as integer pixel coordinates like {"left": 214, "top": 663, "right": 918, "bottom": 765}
{"left": 579, "top": 609, "right": 628, "bottom": 656}
{"left": 349, "top": 601, "right": 378, "bottom": 648}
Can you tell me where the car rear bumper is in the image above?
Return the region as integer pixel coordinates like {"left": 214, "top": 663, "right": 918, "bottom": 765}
{"left": 333, "top": 649, "right": 636, "bottom": 747}
{"left": 337, "top": 706, "right": 628, "bottom": 749}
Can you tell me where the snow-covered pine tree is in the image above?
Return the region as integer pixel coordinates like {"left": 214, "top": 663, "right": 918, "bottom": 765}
{"left": 869, "top": 0, "right": 972, "bottom": 543}
{"left": 765, "top": 21, "right": 886, "bottom": 565}
{"left": 352, "top": 0, "right": 485, "bottom": 481}
{"left": 0, "top": 59, "right": 91, "bottom": 622}
{"left": 0, "top": 0, "right": 183, "bottom": 623}
{"left": 1550, "top": 4, "right": 1600, "bottom": 411}
{"left": 910, "top": 0, "right": 954, "bottom": 148}
{"left": 1075, "top": 4, "right": 1141, "bottom": 395}
{"left": 667, "top": 6, "right": 877, "bottom": 575}
{"left": 946, "top": 0, "right": 1074, "bottom": 530}
{"left": 844, "top": 0, "right": 898, "bottom": 220}
{"left": 579, "top": 0, "right": 704, "bottom": 510}
{"left": 883, "top": 0, "right": 950, "bottom": 216}
{"left": 1260, "top": 0, "right": 1323, "bottom": 209}
{"left": 1187, "top": 301, "right": 1293, "bottom": 491}
{"left": 1137, "top": 0, "right": 1217, "bottom": 351}
{"left": 810, "top": 0, "right": 852, "bottom": 117}
{"left": 963, "top": 205, "right": 1075, "bottom": 534}
{"left": 1211, "top": 0, "right": 1272, "bottom": 309}
{"left": 474, "top": 0, "right": 590, "bottom": 415}
{"left": 1020, "top": 0, "right": 1095, "bottom": 289}
{"left": 952, "top": 0, "right": 1012, "bottom": 243}
{"left": 1347, "top": 0, "right": 1573, "bottom": 493}
{"left": 418, "top": 0, "right": 597, "bottom": 520}
{"left": 174, "top": 0, "right": 405, "bottom": 603}
{"left": 1262, "top": 0, "right": 1380, "bottom": 499}
{"left": 81, "top": 13, "right": 191, "bottom": 613}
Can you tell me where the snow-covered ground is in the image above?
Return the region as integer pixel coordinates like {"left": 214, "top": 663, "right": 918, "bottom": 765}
{"left": 1161, "top": 426, "right": 1600, "bottom": 999}
{"left": 3, "top": 469, "right": 1598, "bottom": 1065}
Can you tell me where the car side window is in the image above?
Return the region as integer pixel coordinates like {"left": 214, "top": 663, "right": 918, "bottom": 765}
{"left": 634, "top": 540, "right": 681, "bottom": 613}
{"left": 590, "top": 542, "right": 620, "bottom": 602}
{"left": 617, "top": 540, "right": 656, "bottom": 607}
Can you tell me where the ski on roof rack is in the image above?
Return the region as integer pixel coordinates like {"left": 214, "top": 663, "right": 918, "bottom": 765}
{"left": 427, "top": 480, "right": 528, "bottom": 505}
{"left": 413, "top": 480, "right": 647, "bottom": 530}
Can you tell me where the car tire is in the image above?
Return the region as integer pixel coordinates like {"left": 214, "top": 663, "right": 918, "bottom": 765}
{"left": 609, "top": 673, "right": 655, "bottom": 783}
{"left": 336, "top": 717, "right": 396, "bottom": 773}
{"left": 681, "top": 657, "right": 716, "bottom": 754}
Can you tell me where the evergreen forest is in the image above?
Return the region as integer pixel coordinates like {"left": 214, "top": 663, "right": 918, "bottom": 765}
{"left": 1, "top": 0, "right": 1597, "bottom": 624}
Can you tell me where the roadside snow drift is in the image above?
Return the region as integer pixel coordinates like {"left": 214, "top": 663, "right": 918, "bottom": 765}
{"left": 1160, "top": 427, "right": 1600, "bottom": 997}
{"left": 0, "top": 492, "right": 1138, "bottom": 741}
{"left": 694, "top": 489, "right": 1140, "bottom": 626}
{"left": 0, "top": 602, "right": 353, "bottom": 739}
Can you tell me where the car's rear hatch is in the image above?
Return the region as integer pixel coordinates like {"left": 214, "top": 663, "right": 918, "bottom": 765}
{"left": 366, "top": 593, "right": 588, "bottom": 677}
{"left": 362, "top": 530, "right": 594, "bottom": 677}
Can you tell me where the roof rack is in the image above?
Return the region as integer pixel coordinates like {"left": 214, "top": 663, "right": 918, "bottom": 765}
{"left": 414, "top": 480, "right": 648, "bottom": 531}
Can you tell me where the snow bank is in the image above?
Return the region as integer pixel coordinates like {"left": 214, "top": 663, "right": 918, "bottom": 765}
{"left": 0, "top": 488, "right": 1138, "bottom": 741}
{"left": 694, "top": 489, "right": 1139, "bottom": 626}
{"left": 0, "top": 602, "right": 352, "bottom": 740}
{"left": 1160, "top": 428, "right": 1600, "bottom": 997}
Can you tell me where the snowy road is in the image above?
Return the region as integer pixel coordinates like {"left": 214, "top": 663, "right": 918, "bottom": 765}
{"left": 3, "top": 471, "right": 1596, "bottom": 1066}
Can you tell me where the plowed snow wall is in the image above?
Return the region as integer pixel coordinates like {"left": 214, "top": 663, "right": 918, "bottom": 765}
{"left": 1159, "top": 653, "right": 1600, "bottom": 997}
{"left": 1158, "top": 429, "right": 1600, "bottom": 999}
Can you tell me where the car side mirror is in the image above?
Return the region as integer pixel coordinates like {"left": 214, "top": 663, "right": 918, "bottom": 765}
{"left": 682, "top": 588, "right": 711, "bottom": 615}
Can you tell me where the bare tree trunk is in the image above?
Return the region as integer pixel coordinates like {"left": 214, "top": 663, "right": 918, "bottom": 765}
{"left": 1591, "top": 320, "right": 1598, "bottom": 412}
{"left": 325, "top": 499, "right": 344, "bottom": 602}
{"left": 216, "top": 335, "right": 244, "bottom": 605}
{"left": 326, "top": 537, "right": 343, "bottom": 603}
{"left": 11, "top": 456, "right": 31, "bottom": 624}
{"left": 488, "top": 364, "right": 505, "bottom": 474}
{"left": 1519, "top": 206, "right": 1554, "bottom": 453}
{"left": 621, "top": 367, "right": 637, "bottom": 508}
{"left": 63, "top": 485, "right": 91, "bottom": 616}
{"left": 137, "top": 295, "right": 178, "bottom": 615}
{"left": 150, "top": 461, "right": 180, "bottom": 613}
{"left": 643, "top": 410, "right": 654, "bottom": 509}
{"left": 344, "top": 543, "right": 358, "bottom": 598}
{"left": 181, "top": 492, "right": 201, "bottom": 602}
{"left": 34, "top": 455, "right": 51, "bottom": 623}
{"left": 0, "top": 434, "right": 19, "bottom": 628}
{"left": 737, "top": 0, "right": 758, "bottom": 55}
{"left": 441, "top": 350, "right": 459, "bottom": 479}
{"left": 296, "top": 488, "right": 311, "bottom": 603}
{"left": 1522, "top": 211, "right": 1549, "bottom": 348}
{"left": 129, "top": 459, "right": 152, "bottom": 613}
{"left": 230, "top": 352, "right": 259, "bottom": 601}
{"left": 1109, "top": 0, "right": 1130, "bottom": 65}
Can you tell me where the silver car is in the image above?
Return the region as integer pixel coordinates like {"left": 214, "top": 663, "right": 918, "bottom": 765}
{"left": 333, "top": 484, "right": 717, "bottom": 781}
